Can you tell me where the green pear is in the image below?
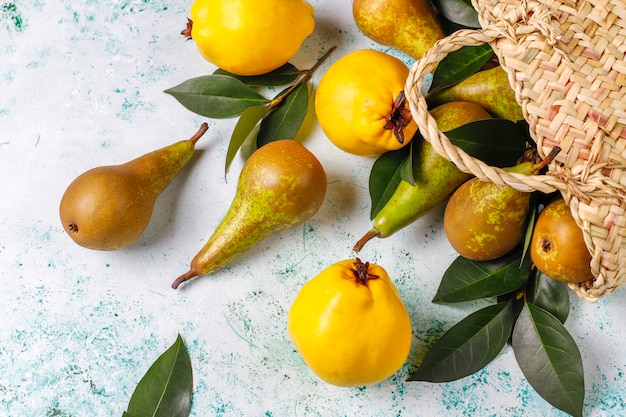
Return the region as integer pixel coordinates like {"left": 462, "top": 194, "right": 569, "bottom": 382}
{"left": 352, "top": 0, "right": 445, "bottom": 60}
{"left": 172, "top": 140, "right": 327, "bottom": 289}
{"left": 353, "top": 102, "right": 490, "bottom": 252}
{"left": 59, "top": 123, "right": 209, "bottom": 251}
{"left": 428, "top": 66, "right": 524, "bottom": 121}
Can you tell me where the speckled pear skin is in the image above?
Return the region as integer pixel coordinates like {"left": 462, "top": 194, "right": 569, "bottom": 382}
{"left": 352, "top": 0, "right": 445, "bottom": 60}
{"left": 428, "top": 66, "right": 525, "bottom": 122}
{"left": 353, "top": 102, "right": 491, "bottom": 251}
{"left": 444, "top": 161, "right": 535, "bottom": 261}
{"left": 59, "top": 123, "right": 208, "bottom": 251}
{"left": 172, "top": 140, "right": 327, "bottom": 289}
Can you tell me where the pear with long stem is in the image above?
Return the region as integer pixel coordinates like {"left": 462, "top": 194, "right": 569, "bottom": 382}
{"left": 172, "top": 139, "right": 327, "bottom": 289}
{"left": 353, "top": 102, "right": 490, "bottom": 252}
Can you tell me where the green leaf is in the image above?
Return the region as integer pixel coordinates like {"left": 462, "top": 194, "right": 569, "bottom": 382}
{"left": 164, "top": 75, "right": 267, "bottom": 118}
{"left": 520, "top": 192, "right": 538, "bottom": 265}
{"left": 408, "top": 301, "right": 514, "bottom": 382}
{"left": 437, "top": 0, "right": 480, "bottom": 28}
{"left": 213, "top": 63, "right": 301, "bottom": 87}
{"left": 512, "top": 303, "right": 584, "bottom": 417}
{"left": 430, "top": 44, "right": 493, "bottom": 92}
{"left": 402, "top": 135, "right": 420, "bottom": 185}
{"left": 445, "top": 119, "right": 528, "bottom": 167}
{"left": 125, "top": 334, "right": 193, "bottom": 417}
{"left": 257, "top": 82, "right": 309, "bottom": 147}
{"left": 518, "top": 119, "right": 535, "bottom": 147}
{"left": 122, "top": 413, "right": 133, "bottom": 417}
{"left": 225, "top": 104, "right": 271, "bottom": 175}
{"left": 368, "top": 146, "right": 412, "bottom": 219}
{"left": 526, "top": 271, "right": 570, "bottom": 324}
{"left": 433, "top": 250, "right": 530, "bottom": 303}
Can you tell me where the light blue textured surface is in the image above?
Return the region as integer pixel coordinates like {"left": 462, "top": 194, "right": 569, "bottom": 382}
{"left": 1, "top": 1, "right": 625, "bottom": 416}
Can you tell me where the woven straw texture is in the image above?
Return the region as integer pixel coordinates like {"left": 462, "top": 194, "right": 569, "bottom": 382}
{"left": 405, "top": 0, "right": 626, "bottom": 301}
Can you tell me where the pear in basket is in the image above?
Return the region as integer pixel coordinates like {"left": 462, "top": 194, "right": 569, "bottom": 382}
{"left": 443, "top": 150, "right": 559, "bottom": 261}
{"left": 428, "top": 66, "right": 524, "bottom": 122}
{"left": 530, "top": 198, "right": 593, "bottom": 284}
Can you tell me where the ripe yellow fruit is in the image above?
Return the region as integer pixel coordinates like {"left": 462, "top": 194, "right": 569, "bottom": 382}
{"left": 186, "top": 0, "right": 315, "bottom": 76}
{"left": 288, "top": 258, "right": 412, "bottom": 387}
{"left": 530, "top": 198, "right": 593, "bottom": 283}
{"left": 314, "top": 49, "right": 418, "bottom": 156}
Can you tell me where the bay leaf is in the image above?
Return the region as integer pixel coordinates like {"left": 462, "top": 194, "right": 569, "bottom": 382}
{"left": 213, "top": 63, "right": 300, "bottom": 87}
{"left": 445, "top": 118, "right": 528, "bottom": 167}
{"left": 408, "top": 301, "right": 514, "bottom": 382}
{"left": 520, "top": 192, "right": 538, "bottom": 265}
{"left": 257, "top": 82, "right": 309, "bottom": 147}
{"left": 164, "top": 75, "right": 267, "bottom": 118}
{"left": 125, "top": 334, "right": 193, "bottom": 417}
{"left": 433, "top": 250, "right": 530, "bottom": 303}
{"left": 368, "top": 146, "right": 411, "bottom": 219}
{"left": 429, "top": 44, "right": 493, "bottom": 92}
{"left": 512, "top": 303, "right": 584, "bottom": 417}
{"left": 225, "top": 104, "right": 271, "bottom": 175}
{"left": 437, "top": 0, "right": 480, "bottom": 28}
{"left": 526, "top": 272, "right": 570, "bottom": 324}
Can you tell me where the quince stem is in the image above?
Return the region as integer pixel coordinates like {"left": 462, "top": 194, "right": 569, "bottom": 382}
{"left": 352, "top": 258, "right": 379, "bottom": 286}
{"left": 268, "top": 46, "right": 337, "bottom": 110}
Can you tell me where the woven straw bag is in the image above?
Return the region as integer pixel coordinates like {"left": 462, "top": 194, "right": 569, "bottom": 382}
{"left": 405, "top": 0, "right": 626, "bottom": 301}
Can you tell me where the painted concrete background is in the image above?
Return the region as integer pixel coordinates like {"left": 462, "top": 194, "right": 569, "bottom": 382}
{"left": 1, "top": 1, "right": 625, "bottom": 416}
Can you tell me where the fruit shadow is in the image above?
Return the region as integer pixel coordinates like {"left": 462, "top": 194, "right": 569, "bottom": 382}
{"left": 313, "top": 170, "right": 365, "bottom": 229}
{"left": 131, "top": 145, "right": 213, "bottom": 251}
{"left": 310, "top": 14, "right": 348, "bottom": 55}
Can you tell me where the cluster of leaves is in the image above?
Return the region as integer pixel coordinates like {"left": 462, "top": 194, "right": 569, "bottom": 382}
{"left": 164, "top": 47, "right": 334, "bottom": 176}
{"left": 407, "top": 191, "right": 585, "bottom": 417}
{"left": 368, "top": 7, "right": 585, "bottom": 414}
{"left": 123, "top": 334, "right": 193, "bottom": 417}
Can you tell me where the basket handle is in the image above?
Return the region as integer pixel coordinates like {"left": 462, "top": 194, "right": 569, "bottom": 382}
{"left": 405, "top": 27, "right": 626, "bottom": 301}
{"left": 404, "top": 28, "right": 566, "bottom": 195}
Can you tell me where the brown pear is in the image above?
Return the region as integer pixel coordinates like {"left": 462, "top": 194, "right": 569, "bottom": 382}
{"left": 530, "top": 198, "right": 593, "bottom": 283}
{"left": 352, "top": 0, "right": 445, "bottom": 60}
{"left": 172, "top": 140, "right": 327, "bottom": 289}
{"left": 59, "top": 123, "right": 208, "bottom": 251}
{"left": 443, "top": 161, "right": 537, "bottom": 261}
{"left": 428, "top": 66, "right": 524, "bottom": 121}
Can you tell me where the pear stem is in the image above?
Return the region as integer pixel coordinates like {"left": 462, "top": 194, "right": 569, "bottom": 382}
{"left": 181, "top": 18, "right": 193, "bottom": 39}
{"left": 172, "top": 270, "right": 198, "bottom": 289}
{"left": 268, "top": 46, "right": 337, "bottom": 109}
{"left": 189, "top": 122, "right": 209, "bottom": 145}
{"left": 352, "top": 229, "right": 381, "bottom": 253}
{"left": 531, "top": 146, "right": 561, "bottom": 172}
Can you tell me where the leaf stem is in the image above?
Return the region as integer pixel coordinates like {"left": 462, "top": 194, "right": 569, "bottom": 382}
{"left": 268, "top": 46, "right": 337, "bottom": 109}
